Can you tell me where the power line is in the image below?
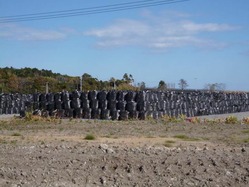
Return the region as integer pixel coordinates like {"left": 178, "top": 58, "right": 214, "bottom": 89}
{"left": 0, "top": 0, "right": 189, "bottom": 23}
{"left": 0, "top": 0, "right": 157, "bottom": 18}
{"left": 0, "top": 0, "right": 188, "bottom": 22}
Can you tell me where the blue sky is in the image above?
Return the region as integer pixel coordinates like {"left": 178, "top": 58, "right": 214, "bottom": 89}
{"left": 0, "top": 0, "right": 249, "bottom": 91}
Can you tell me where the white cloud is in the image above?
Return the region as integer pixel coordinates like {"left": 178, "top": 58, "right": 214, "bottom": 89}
{"left": 0, "top": 24, "right": 71, "bottom": 41}
{"left": 149, "top": 36, "right": 227, "bottom": 49}
{"left": 181, "top": 21, "right": 237, "bottom": 33}
{"left": 86, "top": 19, "right": 149, "bottom": 38}
{"left": 84, "top": 12, "right": 239, "bottom": 50}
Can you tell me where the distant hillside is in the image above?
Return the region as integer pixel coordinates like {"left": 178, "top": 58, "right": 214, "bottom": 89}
{"left": 0, "top": 67, "right": 79, "bottom": 93}
{"left": 0, "top": 67, "right": 137, "bottom": 93}
{"left": 1, "top": 67, "right": 63, "bottom": 78}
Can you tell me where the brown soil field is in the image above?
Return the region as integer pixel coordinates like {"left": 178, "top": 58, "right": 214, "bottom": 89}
{"left": 0, "top": 115, "right": 249, "bottom": 187}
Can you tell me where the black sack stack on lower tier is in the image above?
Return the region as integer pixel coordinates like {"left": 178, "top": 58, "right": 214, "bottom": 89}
{"left": 107, "top": 91, "right": 118, "bottom": 120}
{"left": 125, "top": 91, "right": 137, "bottom": 120}
{"left": 80, "top": 91, "right": 90, "bottom": 119}
{"left": 0, "top": 91, "right": 249, "bottom": 120}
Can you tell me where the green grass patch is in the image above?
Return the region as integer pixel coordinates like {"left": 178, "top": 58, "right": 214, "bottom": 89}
{"left": 242, "top": 130, "right": 249, "bottom": 134}
{"left": 11, "top": 132, "right": 22, "bottom": 136}
{"left": 40, "top": 141, "right": 45, "bottom": 145}
{"left": 242, "top": 138, "right": 249, "bottom": 143}
{"left": 10, "top": 140, "right": 17, "bottom": 144}
{"left": 165, "top": 140, "right": 176, "bottom": 143}
{"left": 173, "top": 134, "right": 199, "bottom": 141}
{"left": 103, "top": 135, "right": 111, "bottom": 138}
{"left": 146, "top": 135, "right": 155, "bottom": 138}
{"left": 84, "top": 134, "right": 96, "bottom": 140}
{"left": 163, "top": 140, "right": 176, "bottom": 147}
{"left": 0, "top": 138, "right": 7, "bottom": 144}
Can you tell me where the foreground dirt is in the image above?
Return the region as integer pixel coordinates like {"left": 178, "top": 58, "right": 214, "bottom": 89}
{"left": 0, "top": 117, "right": 249, "bottom": 187}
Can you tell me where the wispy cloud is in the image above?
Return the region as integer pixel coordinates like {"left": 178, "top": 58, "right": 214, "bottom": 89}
{"left": 84, "top": 11, "right": 239, "bottom": 50}
{"left": 0, "top": 24, "right": 72, "bottom": 41}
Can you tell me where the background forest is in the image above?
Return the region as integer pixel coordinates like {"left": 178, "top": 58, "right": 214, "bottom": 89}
{"left": 0, "top": 67, "right": 139, "bottom": 93}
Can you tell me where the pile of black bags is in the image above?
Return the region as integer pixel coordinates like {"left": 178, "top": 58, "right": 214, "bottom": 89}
{"left": 0, "top": 90, "right": 249, "bottom": 120}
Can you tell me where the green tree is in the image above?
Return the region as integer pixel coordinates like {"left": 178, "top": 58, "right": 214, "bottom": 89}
{"left": 81, "top": 73, "right": 100, "bottom": 91}
{"left": 7, "top": 74, "right": 19, "bottom": 93}
{"left": 20, "top": 77, "right": 33, "bottom": 93}
{"left": 122, "top": 73, "right": 134, "bottom": 84}
{"left": 109, "top": 77, "right": 116, "bottom": 90}
{"left": 158, "top": 80, "right": 167, "bottom": 91}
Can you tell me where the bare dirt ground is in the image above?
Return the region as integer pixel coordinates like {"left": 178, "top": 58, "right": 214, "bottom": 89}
{"left": 0, "top": 114, "right": 249, "bottom": 187}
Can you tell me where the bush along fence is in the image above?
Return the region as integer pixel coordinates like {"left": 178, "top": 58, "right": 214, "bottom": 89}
{"left": 0, "top": 90, "right": 249, "bottom": 120}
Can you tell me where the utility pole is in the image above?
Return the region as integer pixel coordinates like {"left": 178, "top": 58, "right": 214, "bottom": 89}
{"left": 46, "top": 82, "right": 49, "bottom": 94}
{"left": 113, "top": 80, "right": 116, "bottom": 90}
{"left": 80, "top": 76, "right": 82, "bottom": 91}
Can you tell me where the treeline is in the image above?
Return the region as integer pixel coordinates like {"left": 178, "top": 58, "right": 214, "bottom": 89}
{"left": 0, "top": 67, "right": 138, "bottom": 93}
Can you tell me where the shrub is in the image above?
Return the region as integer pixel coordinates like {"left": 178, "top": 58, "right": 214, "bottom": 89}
{"left": 24, "top": 112, "right": 33, "bottom": 121}
{"left": 178, "top": 114, "right": 187, "bottom": 121}
{"left": 225, "top": 116, "right": 238, "bottom": 124}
